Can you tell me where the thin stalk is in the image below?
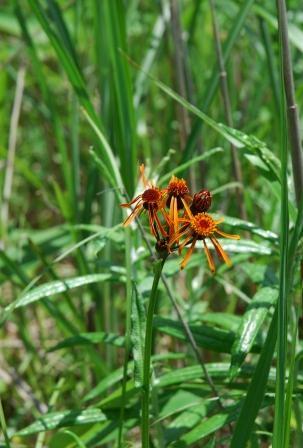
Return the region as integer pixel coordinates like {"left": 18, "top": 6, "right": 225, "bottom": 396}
{"left": 276, "top": 0, "right": 303, "bottom": 206}
{"left": 273, "top": 0, "right": 290, "bottom": 444}
{"left": 0, "top": 66, "right": 25, "bottom": 244}
{"left": 258, "top": 17, "right": 280, "bottom": 113}
{"left": 118, "top": 228, "right": 133, "bottom": 447}
{"left": 0, "top": 398, "right": 11, "bottom": 448}
{"left": 169, "top": 0, "right": 190, "bottom": 149}
{"left": 141, "top": 259, "right": 165, "bottom": 448}
{"left": 208, "top": 0, "right": 247, "bottom": 222}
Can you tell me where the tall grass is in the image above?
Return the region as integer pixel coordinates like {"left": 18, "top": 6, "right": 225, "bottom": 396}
{"left": 0, "top": 1, "right": 302, "bottom": 447}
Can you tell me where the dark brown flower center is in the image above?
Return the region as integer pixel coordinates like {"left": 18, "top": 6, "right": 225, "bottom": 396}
{"left": 142, "top": 188, "right": 161, "bottom": 209}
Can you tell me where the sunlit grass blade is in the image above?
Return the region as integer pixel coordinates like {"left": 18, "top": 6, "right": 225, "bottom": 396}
{"left": 229, "top": 287, "right": 278, "bottom": 379}
{"left": 230, "top": 308, "right": 278, "bottom": 447}
{"left": 1, "top": 273, "right": 121, "bottom": 325}
{"left": 16, "top": 409, "right": 107, "bottom": 436}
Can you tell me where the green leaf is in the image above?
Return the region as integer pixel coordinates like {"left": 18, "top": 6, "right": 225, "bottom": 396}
{"left": 230, "top": 287, "right": 279, "bottom": 378}
{"left": 214, "top": 214, "right": 278, "bottom": 242}
{"left": 48, "top": 331, "right": 125, "bottom": 352}
{"left": 154, "top": 317, "right": 237, "bottom": 354}
{"left": 17, "top": 408, "right": 107, "bottom": 436}
{"left": 2, "top": 274, "right": 120, "bottom": 325}
{"left": 169, "top": 404, "right": 241, "bottom": 447}
{"left": 83, "top": 363, "right": 133, "bottom": 402}
{"left": 231, "top": 308, "right": 278, "bottom": 448}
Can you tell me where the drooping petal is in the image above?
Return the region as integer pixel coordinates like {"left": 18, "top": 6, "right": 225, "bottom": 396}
{"left": 169, "top": 226, "right": 191, "bottom": 247}
{"left": 120, "top": 194, "right": 142, "bottom": 208}
{"left": 210, "top": 236, "right": 232, "bottom": 267}
{"left": 215, "top": 229, "right": 240, "bottom": 240}
{"left": 178, "top": 235, "right": 194, "bottom": 254}
{"left": 154, "top": 211, "right": 168, "bottom": 237}
{"left": 181, "top": 237, "right": 197, "bottom": 270}
{"left": 181, "top": 197, "right": 194, "bottom": 219}
{"left": 202, "top": 239, "right": 215, "bottom": 272}
{"left": 173, "top": 195, "right": 179, "bottom": 232}
{"left": 148, "top": 206, "right": 158, "bottom": 237}
{"left": 123, "top": 203, "right": 143, "bottom": 226}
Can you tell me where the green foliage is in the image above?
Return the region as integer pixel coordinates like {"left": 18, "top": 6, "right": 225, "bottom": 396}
{"left": 1, "top": 0, "right": 302, "bottom": 446}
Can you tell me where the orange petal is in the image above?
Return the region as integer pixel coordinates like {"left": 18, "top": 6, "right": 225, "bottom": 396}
{"left": 154, "top": 212, "right": 168, "bottom": 237}
{"left": 215, "top": 229, "right": 240, "bottom": 240}
{"left": 173, "top": 196, "right": 179, "bottom": 232}
{"left": 123, "top": 203, "right": 143, "bottom": 226}
{"left": 180, "top": 237, "right": 197, "bottom": 270}
{"left": 139, "top": 164, "right": 148, "bottom": 188}
{"left": 169, "top": 226, "right": 191, "bottom": 247}
{"left": 181, "top": 197, "right": 193, "bottom": 219}
{"left": 120, "top": 194, "right": 142, "bottom": 208}
{"left": 178, "top": 235, "right": 194, "bottom": 254}
{"left": 203, "top": 239, "right": 215, "bottom": 272}
{"left": 210, "top": 236, "right": 232, "bottom": 267}
{"left": 169, "top": 196, "right": 176, "bottom": 234}
{"left": 148, "top": 207, "right": 158, "bottom": 237}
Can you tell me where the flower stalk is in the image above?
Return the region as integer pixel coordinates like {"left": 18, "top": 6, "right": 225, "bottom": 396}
{"left": 141, "top": 258, "right": 166, "bottom": 448}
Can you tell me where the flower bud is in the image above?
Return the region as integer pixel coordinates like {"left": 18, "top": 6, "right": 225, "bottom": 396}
{"left": 190, "top": 189, "right": 212, "bottom": 214}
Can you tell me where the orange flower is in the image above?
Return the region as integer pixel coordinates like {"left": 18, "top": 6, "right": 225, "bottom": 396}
{"left": 164, "top": 176, "right": 192, "bottom": 234}
{"left": 170, "top": 201, "right": 240, "bottom": 272}
{"left": 120, "top": 165, "right": 169, "bottom": 238}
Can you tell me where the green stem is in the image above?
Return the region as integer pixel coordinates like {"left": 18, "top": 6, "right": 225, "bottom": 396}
{"left": 141, "top": 258, "right": 165, "bottom": 448}
{"left": 0, "top": 398, "right": 11, "bottom": 448}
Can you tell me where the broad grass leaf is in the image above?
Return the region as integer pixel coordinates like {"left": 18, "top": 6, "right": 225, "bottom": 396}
{"left": 48, "top": 332, "right": 125, "bottom": 352}
{"left": 214, "top": 215, "right": 278, "bottom": 242}
{"left": 169, "top": 404, "right": 241, "bottom": 447}
{"left": 2, "top": 274, "right": 121, "bottom": 325}
{"left": 153, "top": 317, "right": 236, "bottom": 353}
{"left": 230, "top": 308, "right": 278, "bottom": 448}
{"left": 83, "top": 363, "right": 133, "bottom": 402}
{"left": 230, "top": 287, "right": 278, "bottom": 378}
{"left": 16, "top": 409, "right": 107, "bottom": 436}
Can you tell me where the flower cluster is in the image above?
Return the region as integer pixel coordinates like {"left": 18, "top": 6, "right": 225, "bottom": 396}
{"left": 121, "top": 165, "right": 240, "bottom": 272}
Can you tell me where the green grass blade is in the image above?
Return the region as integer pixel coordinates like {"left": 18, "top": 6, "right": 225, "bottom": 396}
{"left": 230, "top": 308, "right": 277, "bottom": 447}
{"left": 16, "top": 409, "right": 107, "bottom": 436}
{"left": 230, "top": 287, "right": 278, "bottom": 378}
{"left": 2, "top": 273, "right": 121, "bottom": 324}
{"left": 48, "top": 332, "right": 125, "bottom": 352}
{"left": 94, "top": 1, "right": 136, "bottom": 195}
{"left": 273, "top": 0, "right": 290, "bottom": 443}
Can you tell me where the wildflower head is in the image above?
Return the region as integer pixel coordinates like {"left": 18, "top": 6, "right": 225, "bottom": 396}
{"left": 120, "top": 164, "right": 168, "bottom": 238}
{"left": 142, "top": 188, "right": 162, "bottom": 210}
{"left": 169, "top": 200, "right": 240, "bottom": 272}
{"left": 190, "top": 213, "right": 216, "bottom": 238}
{"left": 166, "top": 176, "right": 190, "bottom": 209}
{"left": 191, "top": 189, "right": 212, "bottom": 215}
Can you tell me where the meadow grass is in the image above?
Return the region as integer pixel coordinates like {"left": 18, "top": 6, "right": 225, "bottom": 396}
{"left": 0, "top": 1, "right": 302, "bottom": 447}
